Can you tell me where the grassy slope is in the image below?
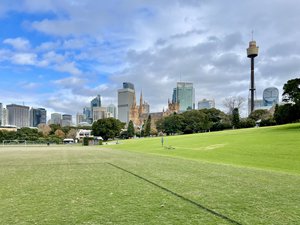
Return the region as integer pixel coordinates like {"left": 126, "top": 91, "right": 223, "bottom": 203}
{"left": 107, "top": 123, "right": 300, "bottom": 174}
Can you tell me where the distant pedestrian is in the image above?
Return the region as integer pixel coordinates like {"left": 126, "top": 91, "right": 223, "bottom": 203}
{"left": 161, "top": 137, "right": 164, "bottom": 147}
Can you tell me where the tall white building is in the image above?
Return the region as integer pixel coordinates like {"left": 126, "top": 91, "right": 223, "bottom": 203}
{"left": 7, "top": 104, "right": 30, "bottom": 128}
{"left": 0, "top": 103, "right": 2, "bottom": 126}
{"left": 2, "top": 108, "right": 8, "bottom": 126}
{"left": 118, "top": 82, "right": 135, "bottom": 123}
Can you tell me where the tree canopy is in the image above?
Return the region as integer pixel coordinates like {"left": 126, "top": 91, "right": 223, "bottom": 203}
{"left": 127, "top": 120, "right": 135, "bottom": 138}
{"left": 231, "top": 108, "right": 240, "bottom": 129}
{"left": 144, "top": 115, "right": 151, "bottom": 136}
{"left": 92, "top": 118, "right": 125, "bottom": 141}
{"left": 283, "top": 78, "right": 300, "bottom": 104}
{"left": 156, "top": 109, "right": 230, "bottom": 135}
{"left": 249, "top": 109, "right": 271, "bottom": 121}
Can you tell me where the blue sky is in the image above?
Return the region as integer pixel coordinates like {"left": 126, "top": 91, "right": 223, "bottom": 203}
{"left": 0, "top": 0, "right": 300, "bottom": 118}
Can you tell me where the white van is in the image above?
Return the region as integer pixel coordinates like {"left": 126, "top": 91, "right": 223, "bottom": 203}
{"left": 63, "top": 138, "right": 74, "bottom": 144}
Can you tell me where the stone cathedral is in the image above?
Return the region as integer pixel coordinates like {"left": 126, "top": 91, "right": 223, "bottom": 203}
{"left": 129, "top": 91, "right": 180, "bottom": 129}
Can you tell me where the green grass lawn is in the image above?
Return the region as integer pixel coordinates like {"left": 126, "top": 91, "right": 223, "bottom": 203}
{"left": 109, "top": 123, "right": 300, "bottom": 174}
{"left": 0, "top": 123, "right": 299, "bottom": 224}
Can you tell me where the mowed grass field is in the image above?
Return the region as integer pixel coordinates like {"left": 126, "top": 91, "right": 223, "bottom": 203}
{"left": 0, "top": 124, "right": 299, "bottom": 225}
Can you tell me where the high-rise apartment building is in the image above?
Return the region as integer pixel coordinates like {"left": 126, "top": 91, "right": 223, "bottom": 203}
{"left": 30, "top": 108, "right": 47, "bottom": 127}
{"left": 7, "top": 104, "right": 30, "bottom": 128}
{"left": 90, "top": 95, "right": 101, "bottom": 120}
{"left": 118, "top": 82, "right": 135, "bottom": 123}
{"left": 198, "top": 99, "right": 215, "bottom": 110}
{"left": 173, "top": 82, "right": 195, "bottom": 112}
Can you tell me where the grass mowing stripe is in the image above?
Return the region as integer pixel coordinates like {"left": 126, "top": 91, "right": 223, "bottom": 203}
{"left": 107, "top": 162, "right": 243, "bottom": 225}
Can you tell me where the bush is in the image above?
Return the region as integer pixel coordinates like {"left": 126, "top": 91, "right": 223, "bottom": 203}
{"left": 239, "top": 118, "right": 256, "bottom": 128}
{"left": 260, "top": 118, "right": 277, "bottom": 127}
{"left": 98, "top": 139, "right": 103, "bottom": 145}
{"left": 210, "top": 122, "right": 232, "bottom": 131}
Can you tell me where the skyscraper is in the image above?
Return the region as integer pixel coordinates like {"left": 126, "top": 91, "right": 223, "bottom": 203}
{"left": 7, "top": 104, "right": 30, "bottom": 128}
{"left": 50, "top": 113, "right": 62, "bottom": 125}
{"left": 83, "top": 107, "right": 92, "bottom": 124}
{"left": 76, "top": 113, "right": 85, "bottom": 125}
{"left": 173, "top": 82, "right": 195, "bottom": 112}
{"left": 263, "top": 87, "right": 279, "bottom": 107}
{"left": 30, "top": 108, "right": 47, "bottom": 127}
{"left": 93, "top": 107, "right": 109, "bottom": 121}
{"left": 0, "top": 103, "right": 2, "bottom": 126}
{"left": 118, "top": 82, "right": 135, "bottom": 123}
{"left": 107, "top": 104, "right": 117, "bottom": 118}
{"left": 2, "top": 108, "right": 8, "bottom": 126}
{"left": 172, "top": 88, "right": 177, "bottom": 103}
{"left": 62, "top": 114, "right": 72, "bottom": 127}
{"left": 90, "top": 95, "right": 101, "bottom": 121}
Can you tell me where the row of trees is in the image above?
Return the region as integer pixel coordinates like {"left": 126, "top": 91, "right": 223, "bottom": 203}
{"left": 156, "top": 108, "right": 231, "bottom": 135}
{"left": 0, "top": 124, "right": 83, "bottom": 143}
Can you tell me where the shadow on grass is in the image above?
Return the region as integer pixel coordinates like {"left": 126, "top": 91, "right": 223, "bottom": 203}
{"left": 107, "top": 162, "right": 242, "bottom": 225}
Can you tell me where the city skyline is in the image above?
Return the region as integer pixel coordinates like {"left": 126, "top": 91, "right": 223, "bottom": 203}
{"left": 0, "top": 1, "right": 300, "bottom": 117}
{"left": 0, "top": 84, "right": 282, "bottom": 128}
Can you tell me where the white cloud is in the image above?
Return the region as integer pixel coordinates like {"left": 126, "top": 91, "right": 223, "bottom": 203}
{"left": 1, "top": 0, "right": 300, "bottom": 117}
{"left": 11, "top": 53, "right": 37, "bottom": 65}
{"left": 18, "top": 81, "right": 40, "bottom": 89}
{"left": 54, "top": 76, "right": 85, "bottom": 87}
{"left": 55, "top": 62, "right": 82, "bottom": 75}
{"left": 3, "top": 37, "right": 31, "bottom": 50}
{"left": 36, "top": 41, "right": 61, "bottom": 51}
